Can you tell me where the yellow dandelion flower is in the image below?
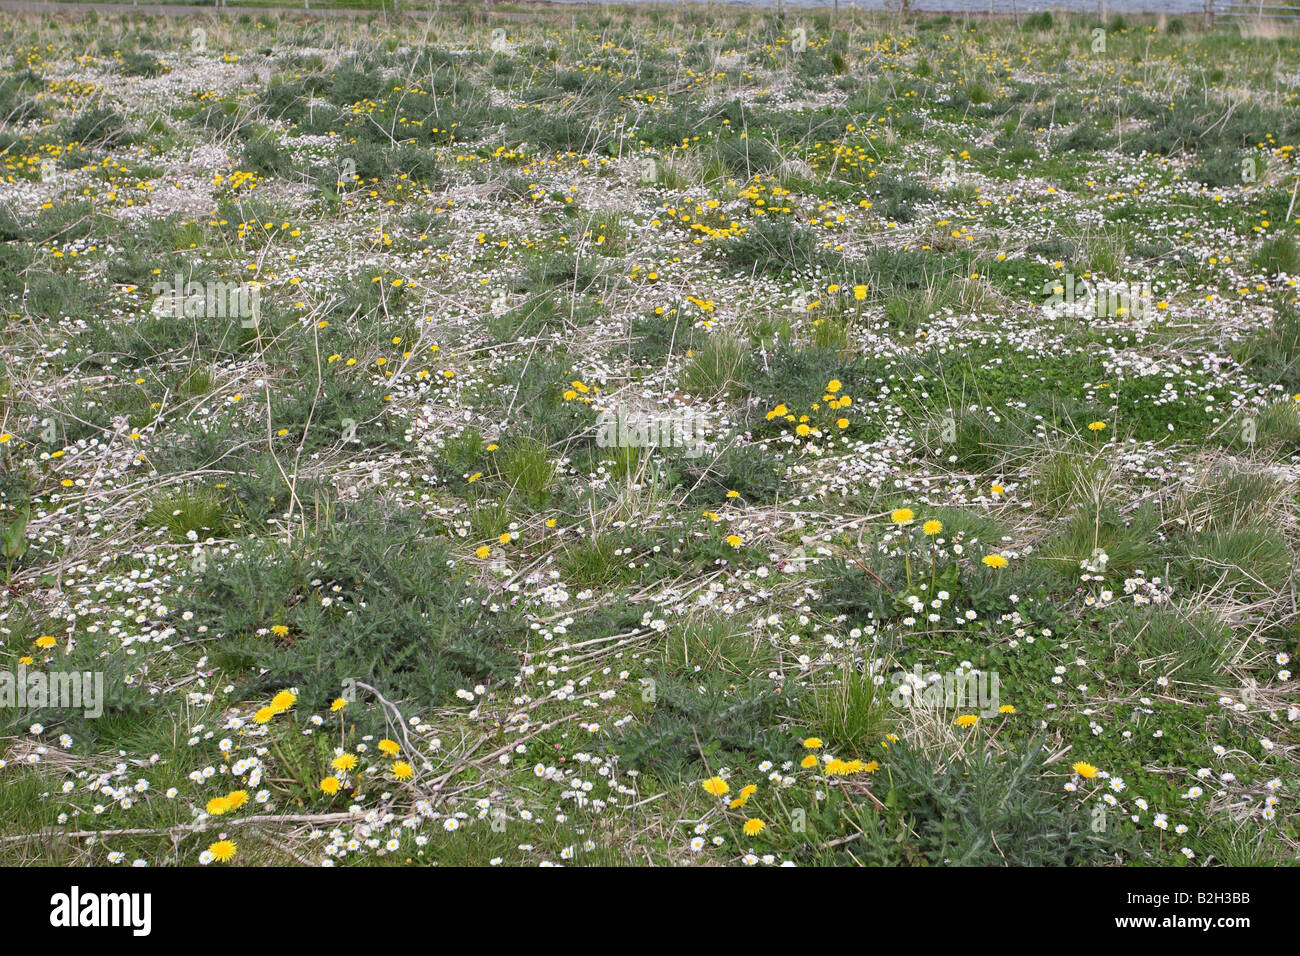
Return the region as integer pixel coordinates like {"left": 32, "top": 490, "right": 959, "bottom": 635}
{"left": 206, "top": 796, "right": 230, "bottom": 816}
{"left": 332, "top": 753, "right": 358, "bottom": 772}
{"left": 701, "top": 776, "right": 729, "bottom": 796}
{"left": 891, "top": 508, "right": 915, "bottom": 525}
{"left": 208, "top": 840, "right": 237, "bottom": 863}
{"left": 391, "top": 761, "right": 414, "bottom": 780}
{"left": 742, "top": 818, "right": 766, "bottom": 836}
{"left": 955, "top": 714, "right": 979, "bottom": 728}
{"left": 982, "top": 554, "right": 1008, "bottom": 568}
{"left": 923, "top": 520, "right": 943, "bottom": 535}
{"left": 802, "top": 737, "right": 823, "bottom": 749}
{"left": 320, "top": 776, "right": 341, "bottom": 795}
{"left": 1073, "top": 761, "right": 1099, "bottom": 779}
{"left": 377, "top": 739, "right": 401, "bottom": 757}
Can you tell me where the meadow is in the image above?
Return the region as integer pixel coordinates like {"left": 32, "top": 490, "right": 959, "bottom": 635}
{"left": 0, "top": 4, "right": 1297, "bottom": 867}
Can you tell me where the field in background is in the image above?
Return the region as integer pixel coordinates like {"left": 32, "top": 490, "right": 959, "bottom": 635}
{"left": 0, "top": 6, "right": 1297, "bottom": 867}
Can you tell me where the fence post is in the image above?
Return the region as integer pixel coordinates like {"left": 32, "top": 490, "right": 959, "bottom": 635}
{"left": 1204, "top": 0, "right": 1214, "bottom": 29}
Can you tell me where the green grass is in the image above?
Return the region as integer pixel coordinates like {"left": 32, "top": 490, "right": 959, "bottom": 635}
{"left": 1, "top": 4, "right": 1297, "bottom": 870}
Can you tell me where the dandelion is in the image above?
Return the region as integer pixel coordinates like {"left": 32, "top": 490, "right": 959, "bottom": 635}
{"left": 332, "top": 753, "right": 358, "bottom": 772}
{"left": 742, "top": 818, "right": 766, "bottom": 836}
{"left": 982, "top": 554, "right": 1008, "bottom": 569}
{"left": 378, "top": 739, "right": 401, "bottom": 757}
{"left": 208, "top": 840, "right": 237, "bottom": 863}
{"left": 923, "top": 520, "right": 942, "bottom": 535}
{"left": 1087, "top": 421, "right": 1106, "bottom": 432}
{"left": 891, "top": 508, "right": 915, "bottom": 525}
{"left": 1072, "top": 762, "right": 1099, "bottom": 779}
{"left": 802, "top": 737, "right": 823, "bottom": 749}
{"left": 701, "top": 776, "right": 729, "bottom": 796}
{"left": 392, "top": 761, "right": 414, "bottom": 780}
{"left": 954, "top": 714, "right": 978, "bottom": 728}
{"left": 320, "top": 777, "right": 341, "bottom": 795}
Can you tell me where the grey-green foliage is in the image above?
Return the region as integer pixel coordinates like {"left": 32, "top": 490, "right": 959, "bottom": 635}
{"left": 857, "top": 737, "right": 1126, "bottom": 866}
{"left": 185, "top": 502, "right": 521, "bottom": 729}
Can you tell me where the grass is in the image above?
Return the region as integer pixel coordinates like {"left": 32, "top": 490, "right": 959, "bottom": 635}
{"left": 0, "top": 4, "right": 1297, "bottom": 870}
